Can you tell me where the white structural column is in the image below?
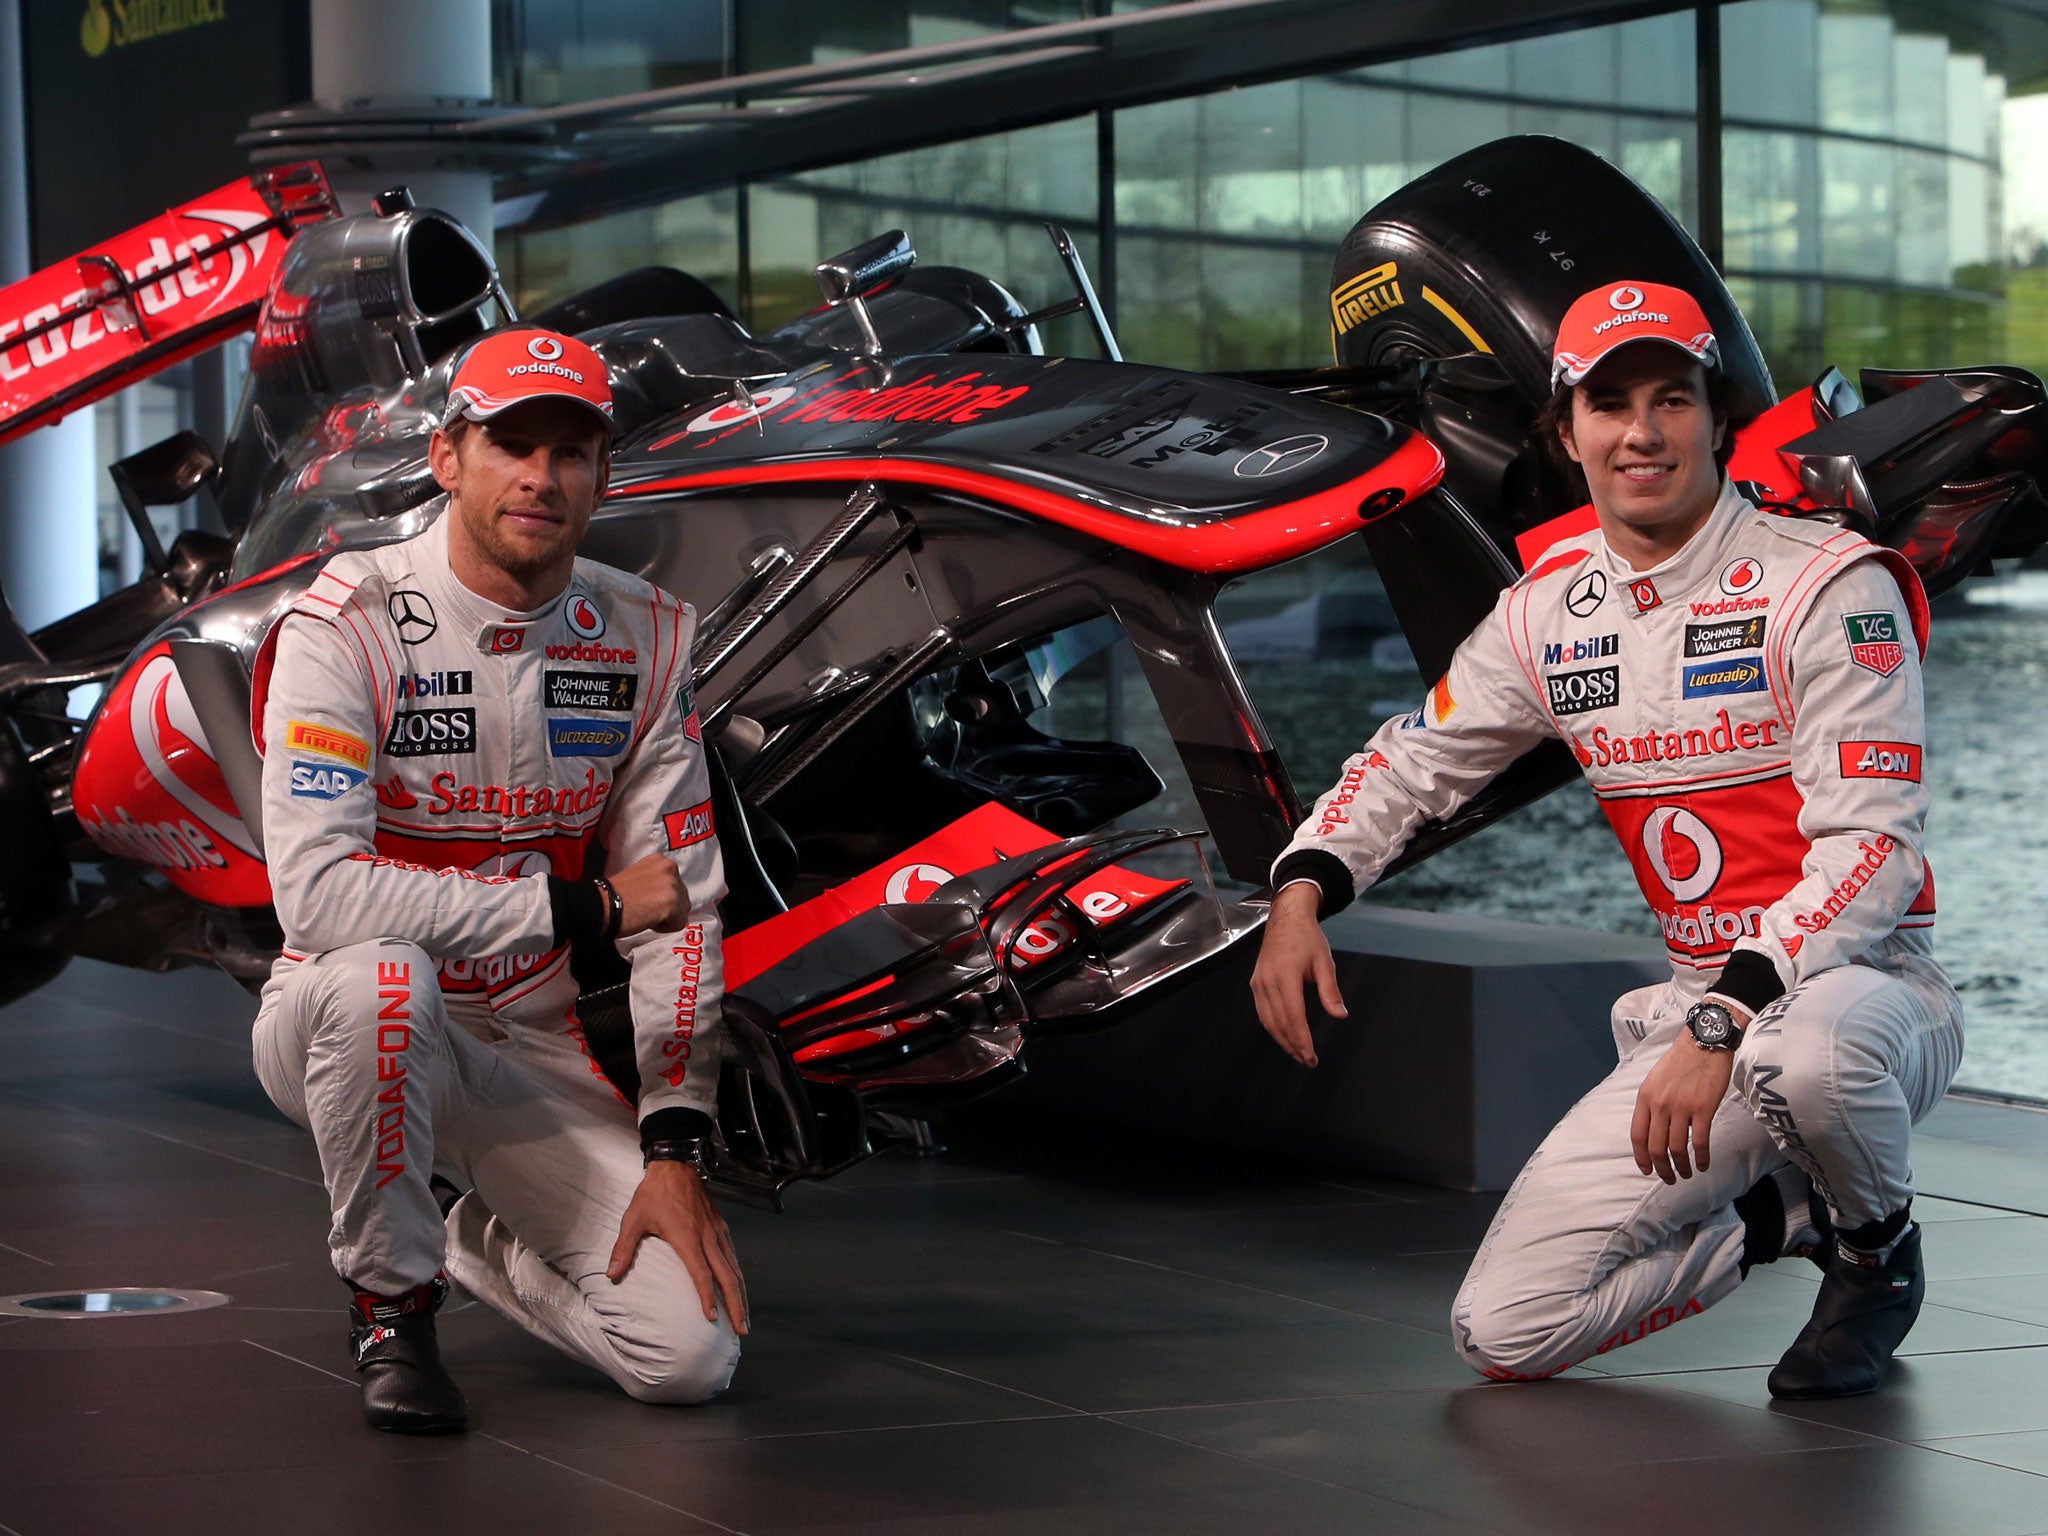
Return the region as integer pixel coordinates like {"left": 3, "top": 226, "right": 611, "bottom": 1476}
{"left": 309, "top": 0, "right": 496, "bottom": 252}
{"left": 0, "top": 0, "right": 101, "bottom": 633}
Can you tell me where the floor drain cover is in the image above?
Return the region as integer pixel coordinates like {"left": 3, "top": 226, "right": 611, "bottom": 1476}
{"left": 0, "top": 1288, "right": 231, "bottom": 1319}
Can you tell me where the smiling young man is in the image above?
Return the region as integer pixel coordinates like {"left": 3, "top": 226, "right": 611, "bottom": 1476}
{"left": 1252, "top": 281, "right": 1963, "bottom": 1397}
{"left": 250, "top": 328, "right": 746, "bottom": 1433}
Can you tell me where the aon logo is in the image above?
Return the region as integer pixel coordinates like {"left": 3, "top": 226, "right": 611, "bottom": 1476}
{"left": 1838, "top": 742, "right": 1921, "bottom": 781}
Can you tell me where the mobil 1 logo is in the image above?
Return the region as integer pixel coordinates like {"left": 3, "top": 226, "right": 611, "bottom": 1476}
{"left": 1546, "top": 665, "right": 1619, "bottom": 716}
{"left": 544, "top": 670, "right": 638, "bottom": 712}
{"left": 384, "top": 707, "right": 477, "bottom": 757}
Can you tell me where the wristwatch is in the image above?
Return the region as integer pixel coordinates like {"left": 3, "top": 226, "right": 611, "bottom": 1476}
{"left": 642, "top": 1133, "right": 711, "bottom": 1173}
{"left": 1685, "top": 1000, "right": 1744, "bottom": 1053}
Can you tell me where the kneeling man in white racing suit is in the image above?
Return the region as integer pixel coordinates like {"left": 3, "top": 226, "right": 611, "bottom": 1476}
{"left": 251, "top": 327, "right": 746, "bottom": 1432}
{"left": 1252, "top": 281, "right": 1962, "bottom": 1399}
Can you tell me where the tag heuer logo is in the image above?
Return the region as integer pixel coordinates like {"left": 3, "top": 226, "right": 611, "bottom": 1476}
{"left": 1844, "top": 612, "right": 1905, "bottom": 677}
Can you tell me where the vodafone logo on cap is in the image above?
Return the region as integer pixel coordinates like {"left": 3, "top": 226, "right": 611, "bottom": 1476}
{"left": 683, "top": 386, "right": 796, "bottom": 434}
{"left": 885, "top": 863, "right": 954, "bottom": 904}
{"left": 566, "top": 594, "right": 605, "bottom": 640}
{"left": 527, "top": 336, "right": 564, "bottom": 361}
{"left": 1720, "top": 557, "right": 1763, "bottom": 596}
{"left": 1642, "top": 807, "right": 1722, "bottom": 903}
{"left": 1609, "top": 285, "right": 1645, "bottom": 311}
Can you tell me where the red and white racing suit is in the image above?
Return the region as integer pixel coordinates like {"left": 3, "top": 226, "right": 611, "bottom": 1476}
{"left": 1272, "top": 481, "right": 1963, "bottom": 1380}
{"left": 249, "top": 514, "right": 737, "bottom": 1402}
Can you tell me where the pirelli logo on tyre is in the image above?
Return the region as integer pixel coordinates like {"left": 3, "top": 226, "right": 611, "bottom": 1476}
{"left": 1545, "top": 665, "right": 1618, "bottom": 716}
{"left": 1839, "top": 741, "right": 1921, "bottom": 781}
{"left": 1331, "top": 262, "right": 1404, "bottom": 335}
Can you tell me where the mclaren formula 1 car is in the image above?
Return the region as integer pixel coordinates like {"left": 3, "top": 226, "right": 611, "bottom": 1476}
{"left": 2, "top": 137, "right": 2044, "bottom": 1198}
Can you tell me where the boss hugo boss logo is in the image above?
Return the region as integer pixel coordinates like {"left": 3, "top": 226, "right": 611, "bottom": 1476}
{"left": 384, "top": 708, "right": 477, "bottom": 757}
{"left": 1546, "top": 664, "right": 1619, "bottom": 716}
{"left": 1684, "top": 617, "right": 1766, "bottom": 657}
{"left": 388, "top": 590, "right": 436, "bottom": 644}
{"left": 1565, "top": 569, "right": 1608, "bottom": 617}
{"left": 545, "top": 671, "right": 637, "bottom": 712}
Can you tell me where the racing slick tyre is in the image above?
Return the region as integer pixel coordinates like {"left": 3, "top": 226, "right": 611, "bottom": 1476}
{"left": 1330, "top": 135, "right": 1776, "bottom": 540}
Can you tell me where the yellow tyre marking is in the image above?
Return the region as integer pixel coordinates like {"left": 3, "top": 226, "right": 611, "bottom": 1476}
{"left": 1420, "top": 286, "right": 1492, "bottom": 354}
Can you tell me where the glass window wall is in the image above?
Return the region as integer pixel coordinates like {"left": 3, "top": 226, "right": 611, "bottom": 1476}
{"left": 487, "top": 0, "right": 2048, "bottom": 1099}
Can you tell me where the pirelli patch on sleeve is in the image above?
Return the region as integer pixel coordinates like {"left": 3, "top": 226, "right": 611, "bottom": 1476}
{"left": 285, "top": 720, "right": 370, "bottom": 769}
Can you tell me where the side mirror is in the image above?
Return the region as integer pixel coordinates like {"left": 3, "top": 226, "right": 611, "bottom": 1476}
{"left": 814, "top": 230, "right": 915, "bottom": 356}
{"left": 107, "top": 430, "right": 220, "bottom": 576}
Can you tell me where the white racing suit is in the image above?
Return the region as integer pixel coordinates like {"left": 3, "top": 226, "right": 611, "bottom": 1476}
{"left": 249, "top": 515, "right": 738, "bottom": 1402}
{"left": 1272, "top": 482, "right": 1963, "bottom": 1380}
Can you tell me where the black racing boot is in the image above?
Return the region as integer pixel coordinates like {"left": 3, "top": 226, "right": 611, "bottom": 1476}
{"left": 348, "top": 1274, "right": 468, "bottom": 1433}
{"left": 1767, "top": 1221, "right": 1923, "bottom": 1400}
{"left": 1734, "top": 1166, "right": 1834, "bottom": 1276}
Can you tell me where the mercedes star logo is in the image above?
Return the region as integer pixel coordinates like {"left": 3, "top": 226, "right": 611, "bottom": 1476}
{"left": 1565, "top": 568, "right": 1608, "bottom": 617}
{"left": 1234, "top": 433, "right": 1330, "bottom": 479}
{"left": 388, "top": 590, "right": 437, "bottom": 645}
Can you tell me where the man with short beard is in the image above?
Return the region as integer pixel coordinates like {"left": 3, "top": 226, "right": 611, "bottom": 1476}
{"left": 1253, "top": 282, "right": 1962, "bottom": 1398}
{"left": 251, "top": 328, "right": 746, "bottom": 1432}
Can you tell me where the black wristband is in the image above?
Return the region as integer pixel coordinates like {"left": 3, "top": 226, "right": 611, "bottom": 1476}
{"left": 640, "top": 1106, "right": 715, "bottom": 1155}
{"left": 1710, "top": 948, "right": 1787, "bottom": 1015}
{"left": 594, "top": 876, "right": 623, "bottom": 941}
{"left": 1269, "top": 848, "right": 1356, "bottom": 919}
{"left": 547, "top": 876, "right": 607, "bottom": 946}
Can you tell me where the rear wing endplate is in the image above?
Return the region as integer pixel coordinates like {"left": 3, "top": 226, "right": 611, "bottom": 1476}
{"left": 0, "top": 162, "right": 337, "bottom": 448}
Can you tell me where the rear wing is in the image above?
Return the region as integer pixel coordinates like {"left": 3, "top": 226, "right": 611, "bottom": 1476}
{"left": 0, "top": 162, "right": 337, "bottom": 448}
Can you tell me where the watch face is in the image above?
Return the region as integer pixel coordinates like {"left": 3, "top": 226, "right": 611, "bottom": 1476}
{"left": 1690, "top": 1004, "right": 1734, "bottom": 1046}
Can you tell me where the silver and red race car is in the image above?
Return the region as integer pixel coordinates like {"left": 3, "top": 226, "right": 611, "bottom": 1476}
{"left": 3, "top": 137, "right": 2042, "bottom": 1198}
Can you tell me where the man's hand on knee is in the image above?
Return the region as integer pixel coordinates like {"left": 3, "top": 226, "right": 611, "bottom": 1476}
{"left": 1631, "top": 1036, "right": 1737, "bottom": 1183}
{"left": 607, "top": 1161, "right": 749, "bottom": 1335}
{"left": 1251, "top": 883, "right": 1347, "bottom": 1070}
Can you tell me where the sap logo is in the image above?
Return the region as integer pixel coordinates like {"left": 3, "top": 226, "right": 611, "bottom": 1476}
{"left": 1542, "top": 634, "right": 1618, "bottom": 665}
{"left": 384, "top": 708, "right": 476, "bottom": 757}
{"left": 663, "top": 801, "right": 715, "bottom": 849}
{"left": 290, "top": 760, "right": 368, "bottom": 800}
{"left": 548, "top": 718, "right": 628, "bottom": 757}
{"left": 1545, "top": 665, "right": 1619, "bottom": 716}
{"left": 397, "top": 670, "right": 471, "bottom": 698}
{"left": 1839, "top": 741, "right": 1921, "bottom": 781}
{"left": 1681, "top": 658, "right": 1767, "bottom": 698}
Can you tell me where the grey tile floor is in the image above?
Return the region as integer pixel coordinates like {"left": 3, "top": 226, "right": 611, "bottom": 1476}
{"left": 5, "top": 959, "right": 2048, "bottom": 1534}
